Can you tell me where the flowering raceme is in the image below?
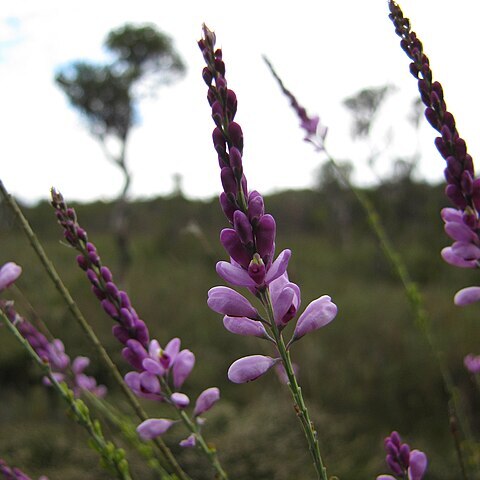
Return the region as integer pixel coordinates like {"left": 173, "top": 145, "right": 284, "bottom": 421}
{"left": 199, "top": 24, "right": 337, "bottom": 479}
{"left": 389, "top": 0, "right": 480, "bottom": 306}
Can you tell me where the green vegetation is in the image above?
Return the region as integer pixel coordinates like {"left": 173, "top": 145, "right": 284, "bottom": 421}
{"left": 1, "top": 181, "right": 479, "bottom": 479}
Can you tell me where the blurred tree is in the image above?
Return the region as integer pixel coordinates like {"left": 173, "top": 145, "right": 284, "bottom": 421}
{"left": 55, "top": 24, "right": 185, "bottom": 281}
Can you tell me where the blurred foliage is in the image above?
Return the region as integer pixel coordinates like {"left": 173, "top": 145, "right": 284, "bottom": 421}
{"left": 1, "top": 181, "right": 480, "bottom": 479}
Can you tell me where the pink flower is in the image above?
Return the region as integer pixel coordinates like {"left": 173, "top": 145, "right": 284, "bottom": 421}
{"left": 0, "top": 262, "right": 22, "bottom": 292}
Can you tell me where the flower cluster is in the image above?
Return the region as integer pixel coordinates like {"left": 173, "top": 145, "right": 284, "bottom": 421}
{"left": 377, "top": 431, "right": 427, "bottom": 480}
{"left": 0, "top": 263, "right": 106, "bottom": 398}
{"left": 199, "top": 25, "right": 337, "bottom": 385}
{"left": 389, "top": 1, "right": 480, "bottom": 306}
{"left": 0, "top": 460, "right": 47, "bottom": 480}
{"left": 51, "top": 190, "right": 220, "bottom": 445}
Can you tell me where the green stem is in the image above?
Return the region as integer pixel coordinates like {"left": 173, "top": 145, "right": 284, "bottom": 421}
{"left": 260, "top": 289, "right": 328, "bottom": 480}
{"left": 322, "top": 151, "right": 471, "bottom": 480}
{"left": 160, "top": 379, "right": 229, "bottom": 480}
{"left": 0, "top": 311, "right": 133, "bottom": 480}
{"left": 0, "top": 180, "right": 189, "bottom": 480}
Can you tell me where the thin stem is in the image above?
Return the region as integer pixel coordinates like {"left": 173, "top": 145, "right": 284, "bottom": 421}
{"left": 259, "top": 289, "right": 328, "bottom": 480}
{"left": 160, "top": 379, "right": 229, "bottom": 480}
{"left": 0, "top": 311, "right": 133, "bottom": 480}
{"left": 0, "top": 180, "right": 189, "bottom": 480}
{"left": 322, "top": 150, "right": 471, "bottom": 479}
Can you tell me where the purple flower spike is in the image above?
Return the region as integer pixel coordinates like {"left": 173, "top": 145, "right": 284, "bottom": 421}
{"left": 179, "top": 434, "right": 196, "bottom": 448}
{"left": 0, "top": 262, "right": 22, "bottom": 292}
{"left": 193, "top": 387, "right": 220, "bottom": 416}
{"left": 227, "top": 355, "right": 278, "bottom": 383}
{"left": 454, "top": 286, "right": 480, "bottom": 306}
{"left": 172, "top": 349, "right": 195, "bottom": 389}
{"left": 293, "top": 295, "right": 337, "bottom": 341}
{"left": 223, "top": 315, "right": 268, "bottom": 338}
{"left": 207, "top": 286, "right": 259, "bottom": 318}
{"left": 137, "top": 418, "right": 175, "bottom": 441}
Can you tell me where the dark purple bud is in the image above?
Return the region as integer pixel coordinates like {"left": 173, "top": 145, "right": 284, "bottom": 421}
{"left": 441, "top": 125, "right": 452, "bottom": 143}
{"left": 76, "top": 227, "right": 87, "bottom": 241}
{"left": 424, "top": 107, "right": 440, "bottom": 130}
{"left": 248, "top": 255, "right": 266, "bottom": 284}
{"left": 211, "top": 101, "right": 223, "bottom": 127}
{"left": 214, "top": 58, "right": 225, "bottom": 77}
{"left": 445, "top": 184, "right": 468, "bottom": 209}
{"left": 226, "top": 89, "right": 237, "bottom": 119}
{"left": 88, "top": 251, "right": 100, "bottom": 266}
{"left": 92, "top": 285, "right": 106, "bottom": 301}
{"left": 119, "top": 291, "right": 131, "bottom": 309}
{"left": 229, "top": 147, "right": 243, "bottom": 179}
{"left": 120, "top": 308, "right": 135, "bottom": 328}
{"left": 134, "top": 319, "right": 150, "bottom": 346}
{"left": 202, "top": 67, "right": 213, "bottom": 86}
{"left": 464, "top": 154, "right": 474, "bottom": 175}
{"left": 446, "top": 156, "right": 462, "bottom": 177}
{"left": 212, "top": 127, "right": 225, "bottom": 150}
{"left": 86, "top": 269, "right": 99, "bottom": 286}
{"left": 399, "top": 444, "right": 411, "bottom": 466}
{"left": 112, "top": 325, "right": 130, "bottom": 344}
{"left": 228, "top": 122, "right": 244, "bottom": 152}
{"left": 105, "top": 281, "right": 119, "bottom": 299}
{"left": 100, "top": 266, "right": 113, "bottom": 282}
{"left": 220, "top": 229, "right": 251, "bottom": 268}
{"left": 221, "top": 167, "right": 237, "bottom": 196}
{"left": 434, "top": 137, "right": 450, "bottom": 159}
{"left": 76, "top": 255, "right": 88, "bottom": 271}
{"left": 86, "top": 242, "right": 96, "bottom": 253}
{"left": 219, "top": 192, "right": 236, "bottom": 223}
{"left": 248, "top": 191, "right": 264, "bottom": 224}
{"left": 256, "top": 214, "right": 276, "bottom": 262}
{"left": 233, "top": 210, "right": 253, "bottom": 246}
{"left": 101, "top": 299, "right": 119, "bottom": 319}
{"left": 461, "top": 171, "right": 474, "bottom": 195}
{"left": 455, "top": 138, "right": 467, "bottom": 160}
{"left": 387, "top": 454, "right": 404, "bottom": 475}
{"left": 443, "top": 111, "right": 456, "bottom": 131}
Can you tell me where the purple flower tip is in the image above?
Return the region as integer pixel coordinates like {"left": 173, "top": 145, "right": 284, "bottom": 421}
{"left": 227, "top": 355, "right": 278, "bottom": 383}
{"left": 179, "top": 434, "right": 196, "bottom": 448}
{"left": 137, "top": 418, "right": 175, "bottom": 441}
{"left": 0, "top": 262, "right": 22, "bottom": 292}
{"left": 193, "top": 387, "right": 220, "bottom": 416}
{"left": 454, "top": 286, "right": 480, "bottom": 306}
{"left": 293, "top": 295, "right": 337, "bottom": 340}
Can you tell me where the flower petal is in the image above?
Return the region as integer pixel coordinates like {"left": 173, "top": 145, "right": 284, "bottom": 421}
{"left": 264, "top": 249, "right": 291, "bottom": 285}
{"left": 207, "top": 286, "right": 258, "bottom": 318}
{"left": 216, "top": 261, "right": 256, "bottom": 287}
{"left": 293, "top": 295, "right": 337, "bottom": 340}
{"left": 194, "top": 387, "right": 220, "bottom": 416}
{"left": 223, "top": 316, "right": 268, "bottom": 337}
{"left": 137, "top": 419, "right": 174, "bottom": 441}
{"left": 228, "top": 355, "right": 278, "bottom": 383}
{"left": 454, "top": 286, "right": 480, "bottom": 306}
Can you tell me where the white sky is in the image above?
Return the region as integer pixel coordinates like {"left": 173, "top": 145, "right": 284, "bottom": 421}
{"left": 1, "top": 0, "right": 479, "bottom": 204}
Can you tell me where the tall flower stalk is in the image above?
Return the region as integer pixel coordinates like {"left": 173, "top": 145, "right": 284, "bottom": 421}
{"left": 264, "top": 54, "right": 472, "bottom": 479}
{"left": 199, "top": 25, "right": 337, "bottom": 480}
{"left": 50, "top": 189, "right": 228, "bottom": 480}
{"left": 388, "top": 1, "right": 480, "bottom": 307}
{"left": 0, "top": 180, "right": 183, "bottom": 480}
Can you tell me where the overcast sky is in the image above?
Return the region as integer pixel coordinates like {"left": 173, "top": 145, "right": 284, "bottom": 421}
{"left": 1, "top": 0, "right": 479, "bottom": 204}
